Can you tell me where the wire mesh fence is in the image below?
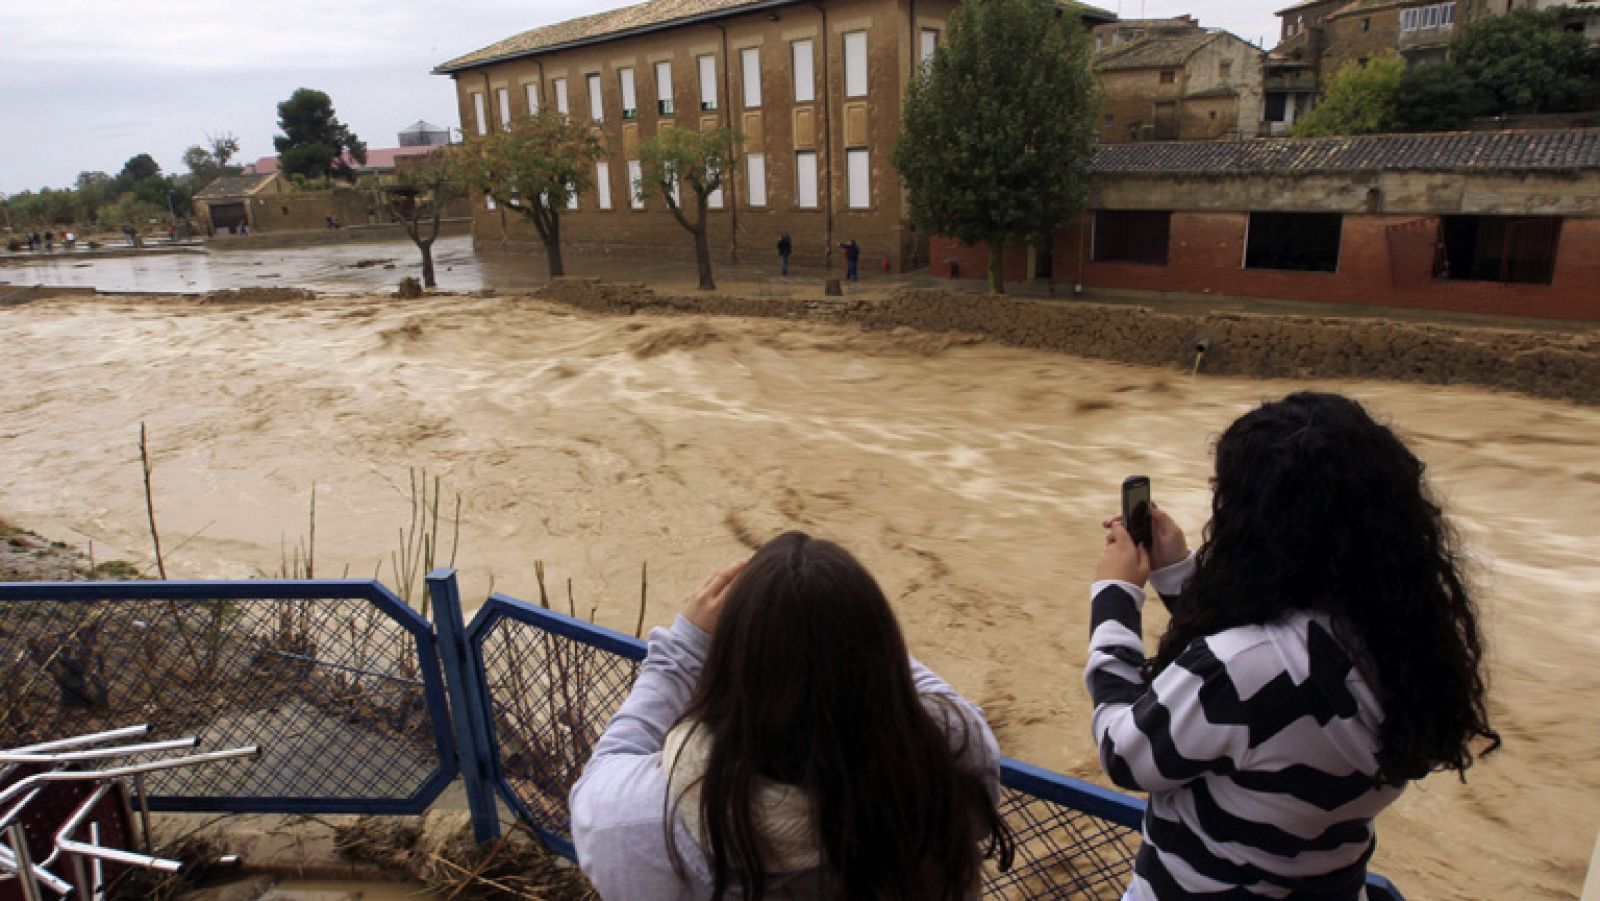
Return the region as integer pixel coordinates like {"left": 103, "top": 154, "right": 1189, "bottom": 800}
{"left": 0, "top": 581, "right": 454, "bottom": 812}
{"left": 468, "top": 595, "right": 1146, "bottom": 897}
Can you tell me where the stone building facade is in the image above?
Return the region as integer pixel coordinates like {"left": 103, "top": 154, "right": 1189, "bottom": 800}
{"left": 434, "top": 0, "right": 1114, "bottom": 272}
{"left": 1094, "top": 30, "right": 1265, "bottom": 142}
{"left": 932, "top": 130, "right": 1600, "bottom": 321}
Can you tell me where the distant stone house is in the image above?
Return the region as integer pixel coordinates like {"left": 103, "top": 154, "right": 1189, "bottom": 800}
{"left": 432, "top": 0, "right": 1115, "bottom": 272}
{"left": 1091, "top": 15, "right": 1199, "bottom": 53}
{"left": 1094, "top": 30, "right": 1265, "bottom": 142}
{"left": 933, "top": 130, "right": 1600, "bottom": 321}
{"left": 192, "top": 173, "right": 286, "bottom": 233}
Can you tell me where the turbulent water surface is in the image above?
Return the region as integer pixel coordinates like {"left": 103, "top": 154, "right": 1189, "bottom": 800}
{"left": 2, "top": 293, "right": 1597, "bottom": 898}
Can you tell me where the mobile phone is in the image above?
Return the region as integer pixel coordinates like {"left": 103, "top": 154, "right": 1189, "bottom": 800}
{"left": 1122, "top": 476, "right": 1152, "bottom": 548}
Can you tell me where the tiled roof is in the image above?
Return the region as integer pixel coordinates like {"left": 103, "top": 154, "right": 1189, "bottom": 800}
{"left": 1275, "top": 0, "right": 1344, "bottom": 14}
{"left": 436, "top": 0, "right": 1116, "bottom": 72}
{"left": 1090, "top": 130, "right": 1600, "bottom": 175}
{"left": 1095, "top": 31, "right": 1221, "bottom": 70}
{"left": 1185, "top": 85, "right": 1240, "bottom": 98}
{"left": 195, "top": 173, "right": 276, "bottom": 198}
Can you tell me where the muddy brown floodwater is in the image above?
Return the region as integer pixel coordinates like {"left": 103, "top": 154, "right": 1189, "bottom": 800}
{"left": 2, "top": 293, "right": 1597, "bottom": 898}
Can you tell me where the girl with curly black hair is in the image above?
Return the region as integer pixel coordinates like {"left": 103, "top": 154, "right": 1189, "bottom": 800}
{"left": 1086, "top": 391, "right": 1499, "bottom": 900}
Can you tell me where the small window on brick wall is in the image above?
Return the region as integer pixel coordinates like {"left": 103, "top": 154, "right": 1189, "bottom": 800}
{"left": 1093, "top": 210, "right": 1171, "bottom": 265}
{"left": 1159, "top": 69, "right": 1175, "bottom": 84}
{"left": 1245, "top": 212, "right": 1342, "bottom": 272}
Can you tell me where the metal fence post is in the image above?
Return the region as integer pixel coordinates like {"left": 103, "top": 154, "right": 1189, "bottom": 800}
{"left": 428, "top": 568, "right": 501, "bottom": 842}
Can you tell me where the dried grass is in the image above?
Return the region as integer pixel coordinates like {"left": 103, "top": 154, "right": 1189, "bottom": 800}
{"left": 335, "top": 816, "right": 595, "bottom": 900}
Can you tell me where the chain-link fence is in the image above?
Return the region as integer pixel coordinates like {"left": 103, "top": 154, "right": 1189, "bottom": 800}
{"left": 0, "top": 581, "right": 455, "bottom": 813}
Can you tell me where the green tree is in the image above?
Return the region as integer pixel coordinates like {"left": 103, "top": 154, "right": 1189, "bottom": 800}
{"left": 274, "top": 88, "right": 367, "bottom": 182}
{"left": 386, "top": 147, "right": 466, "bottom": 288}
{"left": 182, "top": 133, "right": 244, "bottom": 191}
{"left": 118, "top": 153, "right": 162, "bottom": 185}
{"left": 74, "top": 171, "right": 113, "bottom": 226}
{"left": 1292, "top": 56, "right": 1405, "bottom": 137}
{"left": 637, "top": 126, "right": 739, "bottom": 291}
{"left": 894, "top": 0, "right": 1097, "bottom": 293}
{"left": 1394, "top": 61, "right": 1480, "bottom": 132}
{"left": 461, "top": 110, "right": 605, "bottom": 278}
{"left": 1450, "top": 8, "right": 1593, "bottom": 115}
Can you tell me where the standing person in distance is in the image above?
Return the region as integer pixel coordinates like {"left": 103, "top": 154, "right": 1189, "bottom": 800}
{"left": 571, "top": 531, "right": 1013, "bottom": 899}
{"left": 776, "top": 232, "right": 792, "bottom": 277}
{"left": 838, "top": 238, "right": 860, "bottom": 281}
{"left": 1085, "top": 392, "right": 1498, "bottom": 900}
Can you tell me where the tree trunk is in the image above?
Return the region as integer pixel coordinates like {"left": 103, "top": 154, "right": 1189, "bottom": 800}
{"left": 420, "top": 240, "right": 436, "bottom": 288}
{"left": 988, "top": 239, "right": 1006, "bottom": 295}
{"left": 545, "top": 238, "right": 565, "bottom": 278}
{"left": 694, "top": 223, "right": 715, "bottom": 291}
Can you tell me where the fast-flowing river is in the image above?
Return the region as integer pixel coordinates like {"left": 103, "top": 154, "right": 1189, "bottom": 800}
{"left": 2, "top": 292, "right": 1596, "bottom": 898}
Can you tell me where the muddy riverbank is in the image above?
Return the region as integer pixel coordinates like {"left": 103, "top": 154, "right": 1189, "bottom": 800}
{"left": 2, "top": 291, "right": 1596, "bottom": 898}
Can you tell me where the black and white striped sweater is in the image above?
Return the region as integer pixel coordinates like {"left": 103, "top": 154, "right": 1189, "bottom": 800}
{"left": 1086, "top": 555, "right": 1403, "bottom": 900}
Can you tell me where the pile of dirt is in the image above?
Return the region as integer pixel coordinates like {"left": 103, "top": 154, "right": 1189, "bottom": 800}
{"left": 0, "top": 519, "right": 139, "bottom": 581}
{"left": 535, "top": 280, "right": 1600, "bottom": 404}
{"left": 198, "top": 288, "right": 316, "bottom": 305}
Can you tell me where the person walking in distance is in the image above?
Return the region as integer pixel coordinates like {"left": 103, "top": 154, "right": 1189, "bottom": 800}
{"left": 1085, "top": 392, "right": 1498, "bottom": 900}
{"left": 571, "top": 531, "right": 1014, "bottom": 899}
{"left": 777, "top": 232, "right": 792, "bottom": 277}
{"left": 838, "top": 238, "right": 860, "bottom": 281}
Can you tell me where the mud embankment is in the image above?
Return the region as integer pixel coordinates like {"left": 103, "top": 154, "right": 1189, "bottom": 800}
{"left": 538, "top": 278, "right": 1600, "bottom": 404}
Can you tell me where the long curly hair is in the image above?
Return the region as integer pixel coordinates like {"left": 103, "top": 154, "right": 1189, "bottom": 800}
{"left": 1151, "top": 392, "right": 1499, "bottom": 785}
{"left": 665, "top": 531, "right": 1013, "bottom": 900}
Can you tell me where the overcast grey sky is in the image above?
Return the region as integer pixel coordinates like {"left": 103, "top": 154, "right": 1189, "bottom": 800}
{"left": 0, "top": 0, "right": 1281, "bottom": 195}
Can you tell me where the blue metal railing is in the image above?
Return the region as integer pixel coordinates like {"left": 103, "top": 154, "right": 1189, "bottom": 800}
{"left": 0, "top": 579, "right": 456, "bottom": 815}
{"left": 1, "top": 574, "right": 1405, "bottom": 899}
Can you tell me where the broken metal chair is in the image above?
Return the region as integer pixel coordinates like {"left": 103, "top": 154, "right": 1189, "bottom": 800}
{"left": 0, "top": 725, "right": 255, "bottom": 900}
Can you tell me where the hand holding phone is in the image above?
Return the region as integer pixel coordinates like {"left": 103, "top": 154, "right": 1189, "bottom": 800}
{"left": 1122, "top": 476, "right": 1153, "bottom": 548}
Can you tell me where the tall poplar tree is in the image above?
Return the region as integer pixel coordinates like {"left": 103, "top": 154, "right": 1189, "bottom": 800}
{"left": 895, "top": 0, "right": 1098, "bottom": 293}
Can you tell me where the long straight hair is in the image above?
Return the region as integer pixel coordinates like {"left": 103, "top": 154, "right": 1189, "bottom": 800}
{"left": 1152, "top": 392, "right": 1499, "bottom": 784}
{"left": 665, "top": 532, "right": 1013, "bottom": 899}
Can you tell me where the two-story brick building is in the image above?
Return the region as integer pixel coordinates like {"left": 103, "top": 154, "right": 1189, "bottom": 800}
{"left": 1094, "top": 29, "right": 1266, "bottom": 142}
{"left": 435, "top": 0, "right": 1115, "bottom": 272}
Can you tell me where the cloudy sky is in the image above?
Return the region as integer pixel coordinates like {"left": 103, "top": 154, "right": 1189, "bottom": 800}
{"left": 0, "top": 0, "right": 1282, "bottom": 195}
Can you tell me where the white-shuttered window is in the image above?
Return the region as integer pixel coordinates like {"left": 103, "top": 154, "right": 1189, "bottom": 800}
{"left": 554, "top": 78, "right": 569, "bottom": 114}
{"left": 566, "top": 182, "right": 579, "bottom": 210}
{"left": 596, "top": 161, "right": 613, "bottom": 210}
{"left": 628, "top": 160, "right": 645, "bottom": 209}
{"left": 843, "top": 32, "right": 867, "bottom": 97}
{"left": 620, "top": 68, "right": 637, "bottom": 119}
{"left": 920, "top": 29, "right": 938, "bottom": 69}
{"left": 741, "top": 47, "right": 761, "bottom": 108}
{"left": 746, "top": 153, "right": 767, "bottom": 207}
{"left": 485, "top": 193, "right": 495, "bottom": 210}
{"left": 471, "top": 92, "right": 487, "bottom": 135}
{"left": 698, "top": 55, "right": 717, "bottom": 110}
{"left": 796, "top": 151, "right": 818, "bottom": 208}
{"left": 587, "top": 73, "right": 604, "bottom": 122}
{"left": 656, "top": 61, "right": 675, "bottom": 114}
{"left": 847, "top": 149, "right": 869, "bottom": 209}
{"left": 708, "top": 164, "right": 725, "bottom": 209}
{"left": 525, "top": 82, "right": 540, "bottom": 115}
{"left": 792, "top": 40, "right": 815, "bottom": 103}
{"left": 496, "top": 88, "right": 511, "bottom": 128}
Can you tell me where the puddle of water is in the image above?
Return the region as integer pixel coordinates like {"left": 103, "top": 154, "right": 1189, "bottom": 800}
{"left": 263, "top": 878, "right": 440, "bottom": 900}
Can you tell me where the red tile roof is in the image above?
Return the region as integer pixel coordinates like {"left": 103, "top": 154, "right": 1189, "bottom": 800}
{"left": 245, "top": 146, "right": 436, "bottom": 175}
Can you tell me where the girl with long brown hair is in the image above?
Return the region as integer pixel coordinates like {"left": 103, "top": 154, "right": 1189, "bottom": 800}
{"left": 571, "top": 531, "right": 1013, "bottom": 899}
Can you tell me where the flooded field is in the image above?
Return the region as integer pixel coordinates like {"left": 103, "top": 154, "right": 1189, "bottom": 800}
{"left": 1, "top": 292, "right": 1597, "bottom": 898}
{"left": 0, "top": 236, "right": 547, "bottom": 294}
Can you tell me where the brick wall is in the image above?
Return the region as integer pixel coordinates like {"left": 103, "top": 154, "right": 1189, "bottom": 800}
{"left": 1049, "top": 211, "right": 1600, "bottom": 321}
{"left": 452, "top": 0, "right": 924, "bottom": 270}
{"left": 928, "top": 236, "right": 1029, "bottom": 282}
